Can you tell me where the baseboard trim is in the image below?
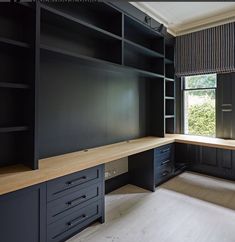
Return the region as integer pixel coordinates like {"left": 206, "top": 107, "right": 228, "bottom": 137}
{"left": 105, "top": 172, "right": 129, "bottom": 194}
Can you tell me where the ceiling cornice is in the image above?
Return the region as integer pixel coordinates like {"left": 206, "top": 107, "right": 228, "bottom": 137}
{"left": 130, "top": 2, "right": 235, "bottom": 37}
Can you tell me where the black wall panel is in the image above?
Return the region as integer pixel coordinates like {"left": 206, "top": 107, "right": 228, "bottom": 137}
{"left": 39, "top": 54, "right": 147, "bottom": 158}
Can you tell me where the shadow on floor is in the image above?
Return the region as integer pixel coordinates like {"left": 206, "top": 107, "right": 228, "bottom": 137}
{"left": 160, "top": 171, "right": 235, "bottom": 211}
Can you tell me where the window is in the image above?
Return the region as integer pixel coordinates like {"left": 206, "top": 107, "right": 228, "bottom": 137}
{"left": 183, "top": 74, "right": 217, "bottom": 137}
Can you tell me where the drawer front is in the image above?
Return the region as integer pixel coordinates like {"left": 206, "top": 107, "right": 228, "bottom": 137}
{"left": 155, "top": 165, "right": 173, "bottom": 184}
{"left": 47, "top": 183, "right": 103, "bottom": 224}
{"left": 155, "top": 144, "right": 173, "bottom": 157}
{"left": 155, "top": 155, "right": 172, "bottom": 168}
{"left": 47, "top": 165, "right": 104, "bottom": 202}
{"left": 47, "top": 200, "right": 102, "bottom": 242}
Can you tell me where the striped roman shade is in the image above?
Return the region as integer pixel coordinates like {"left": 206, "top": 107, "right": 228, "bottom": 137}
{"left": 175, "top": 22, "right": 235, "bottom": 76}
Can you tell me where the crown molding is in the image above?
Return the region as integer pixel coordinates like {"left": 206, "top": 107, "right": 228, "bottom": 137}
{"left": 130, "top": 2, "right": 177, "bottom": 36}
{"left": 130, "top": 2, "right": 235, "bottom": 37}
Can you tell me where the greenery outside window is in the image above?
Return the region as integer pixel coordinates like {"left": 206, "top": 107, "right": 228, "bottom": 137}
{"left": 183, "top": 74, "right": 217, "bottom": 137}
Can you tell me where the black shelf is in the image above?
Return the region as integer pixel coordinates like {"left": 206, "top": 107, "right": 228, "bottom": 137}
{"left": 165, "top": 115, "right": 175, "bottom": 118}
{"left": 40, "top": 4, "right": 122, "bottom": 42}
{"left": 0, "top": 3, "right": 36, "bottom": 169}
{"left": 124, "top": 15, "right": 164, "bottom": 55}
{"left": 42, "top": 3, "right": 122, "bottom": 37}
{"left": 124, "top": 39, "right": 164, "bottom": 58}
{"left": 0, "top": 82, "right": 29, "bottom": 89}
{"left": 124, "top": 42, "right": 164, "bottom": 76}
{"left": 165, "top": 96, "right": 175, "bottom": 100}
{"left": 0, "top": 4, "right": 33, "bottom": 45}
{"left": 0, "top": 37, "right": 30, "bottom": 49}
{"left": 0, "top": 126, "right": 28, "bottom": 133}
{"left": 41, "top": 6, "right": 122, "bottom": 65}
{"left": 165, "top": 78, "right": 174, "bottom": 82}
{"left": 165, "top": 58, "right": 174, "bottom": 64}
{"left": 40, "top": 44, "right": 165, "bottom": 79}
{"left": 165, "top": 80, "right": 175, "bottom": 97}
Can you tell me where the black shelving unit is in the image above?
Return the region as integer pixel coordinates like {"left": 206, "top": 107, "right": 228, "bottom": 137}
{"left": 0, "top": 3, "right": 38, "bottom": 169}
{"left": 164, "top": 41, "right": 175, "bottom": 134}
{"left": 0, "top": 2, "right": 175, "bottom": 169}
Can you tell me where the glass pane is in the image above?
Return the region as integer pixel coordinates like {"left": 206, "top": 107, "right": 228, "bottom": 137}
{"left": 184, "top": 89, "right": 216, "bottom": 136}
{"left": 185, "top": 74, "right": 217, "bottom": 89}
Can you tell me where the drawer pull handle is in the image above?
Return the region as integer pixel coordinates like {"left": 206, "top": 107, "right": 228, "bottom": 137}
{"left": 67, "top": 176, "right": 87, "bottom": 186}
{"left": 67, "top": 214, "right": 87, "bottom": 227}
{"left": 160, "top": 148, "right": 170, "bottom": 154}
{"left": 161, "top": 160, "right": 170, "bottom": 166}
{"left": 67, "top": 195, "right": 86, "bottom": 206}
{"left": 162, "top": 171, "right": 169, "bottom": 177}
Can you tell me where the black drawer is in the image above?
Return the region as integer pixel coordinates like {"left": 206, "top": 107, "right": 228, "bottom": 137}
{"left": 47, "top": 200, "right": 102, "bottom": 242}
{"left": 47, "top": 165, "right": 104, "bottom": 202}
{"left": 155, "top": 164, "right": 173, "bottom": 185}
{"left": 47, "top": 183, "right": 103, "bottom": 224}
{"left": 155, "top": 144, "right": 173, "bottom": 157}
{"left": 155, "top": 156, "right": 172, "bottom": 168}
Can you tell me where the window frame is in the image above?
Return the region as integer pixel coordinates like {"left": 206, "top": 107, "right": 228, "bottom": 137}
{"left": 181, "top": 75, "right": 217, "bottom": 136}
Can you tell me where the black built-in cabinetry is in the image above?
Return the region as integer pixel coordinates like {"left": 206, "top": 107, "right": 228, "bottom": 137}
{"left": 0, "top": 2, "right": 175, "bottom": 168}
{"left": 216, "top": 73, "right": 235, "bottom": 139}
{"left": 129, "top": 144, "right": 175, "bottom": 191}
{"left": 0, "top": 3, "right": 38, "bottom": 169}
{"left": 175, "top": 143, "right": 235, "bottom": 180}
{"left": 0, "top": 165, "right": 104, "bottom": 242}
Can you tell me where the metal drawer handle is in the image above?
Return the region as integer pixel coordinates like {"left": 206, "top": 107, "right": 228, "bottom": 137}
{"left": 67, "top": 176, "right": 87, "bottom": 186}
{"left": 160, "top": 148, "right": 170, "bottom": 153}
{"left": 161, "top": 160, "right": 170, "bottom": 166}
{"left": 67, "top": 214, "right": 87, "bottom": 227}
{"left": 162, "top": 171, "right": 169, "bottom": 177}
{"left": 67, "top": 195, "right": 86, "bottom": 206}
{"left": 222, "top": 109, "right": 232, "bottom": 112}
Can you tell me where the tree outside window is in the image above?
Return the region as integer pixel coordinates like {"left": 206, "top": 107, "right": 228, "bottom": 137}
{"left": 184, "top": 74, "right": 216, "bottom": 137}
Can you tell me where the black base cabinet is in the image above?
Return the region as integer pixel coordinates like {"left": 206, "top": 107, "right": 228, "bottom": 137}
{"left": 46, "top": 165, "right": 105, "bottom": 242}
{"left": 0, "top": 183, "right": 47, "bottom": 242}
{"left": 175, "top": 143, "right": 235, "bottom": 180}
{"left": 129, "top": 144, "right": 174, "bottom": 191}
{"left": 0, "top": 165, "right": 105, "bottom": 242}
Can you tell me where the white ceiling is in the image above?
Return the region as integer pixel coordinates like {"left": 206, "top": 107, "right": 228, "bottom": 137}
{"left": 130, "top": 2, "right": 235, "bottom": 36}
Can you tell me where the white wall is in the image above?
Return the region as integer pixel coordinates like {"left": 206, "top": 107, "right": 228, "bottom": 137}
{"left": 105, "top": 157, "right": 128, "bottom": 180}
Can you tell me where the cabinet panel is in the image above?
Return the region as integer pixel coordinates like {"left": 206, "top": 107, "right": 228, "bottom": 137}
{"left": 218, "top": 149, "right": 232, "bottom": 169}
{"left": 200, "top": 146, "right": 217, "bottom": 166}
{"left": 0, "top": 183, "right": 46, "bottom": 242}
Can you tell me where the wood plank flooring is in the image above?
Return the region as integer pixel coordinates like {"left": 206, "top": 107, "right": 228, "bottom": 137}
{"left": 68, "top": 172, "right": 235, "bottom": 242}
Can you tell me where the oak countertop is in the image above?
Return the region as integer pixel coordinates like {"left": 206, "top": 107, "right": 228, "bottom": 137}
{"left": 1, "top": 134, "right": 235, "bottom": 196}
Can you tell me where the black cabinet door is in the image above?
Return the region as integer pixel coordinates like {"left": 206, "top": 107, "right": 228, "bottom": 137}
{"left": 217, "top": 149, "right": 235, "bottom": 179}
{"left": 216, "top": 73, "right": 235, "bottom": 139}
{"left": 0, "top": 183, "right": 46, "bottom": 242}
{"left": 200, "top": 146, "right": 217, "bottom": 166}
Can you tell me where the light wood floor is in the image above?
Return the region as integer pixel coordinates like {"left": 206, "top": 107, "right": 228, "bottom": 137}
{"left": 68, "top": 172, "right": 235, "bottom": 242}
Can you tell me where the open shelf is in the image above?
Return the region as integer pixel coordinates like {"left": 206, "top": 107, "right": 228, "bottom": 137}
{"left": 165, "top": 99, "right": 175, "bottom": 116}
{"left": 0, "top": 3, "right": 33, "bottom": 45}
{"left": 41, "top": 44, "right": 164, "bottom": 79}
{"left": 124, "top": 39, "right": 164, "bottom": 59}
{"left": 124, "top": 42, "right": 164, "bottom": 75}
{"left": 165, "top": 63, "right": 175, "bottom": 79}
{"left": 124, "top": 15, "right": 164, "bottom": 55}
{"left": 0, "top": 88, "right": 30, "bottom": 128}
{"left": 41, "top": 6, "right": 122, "bottom": 64}
{"left": 165, "top": 116, "right": 175, "bottom": 134}
{"left": 165, "top": 80, "right": 175, "bottom": 97}
{"left": 0, "top": 42, "right": 33, "bottom": 86}
{"left": 0, "top": 131, "right": 32, "bottom": 167}
{"left": 42, "top": 3, "right": 122, "bottom": 37}
{"left": 165, "top": 44, "right": 174, "bottom": 62}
